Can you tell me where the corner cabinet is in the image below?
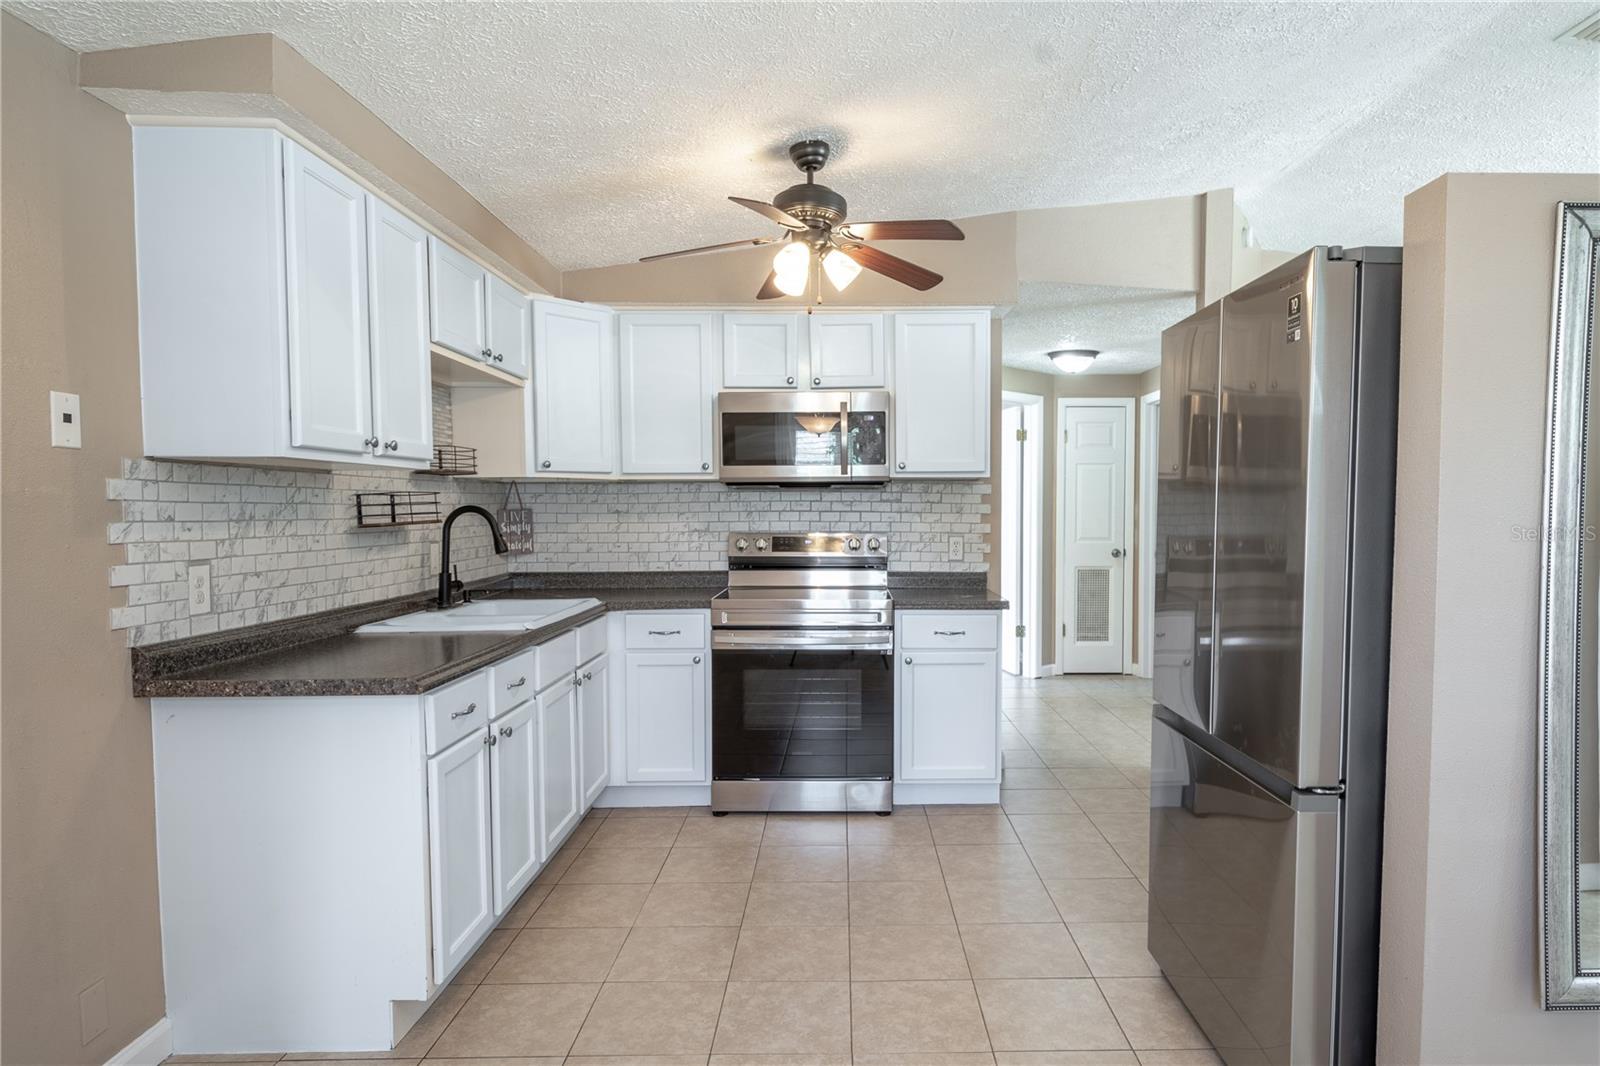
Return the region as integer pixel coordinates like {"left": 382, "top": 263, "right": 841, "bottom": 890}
{"left": 891, "top": 311, "right": 991, "bottom": 477}
{"left": 895, "top": 611, "right": 1001, "bottom": 803}
{"left": 531, "top": 299, "right": 618, "bottom": 476}
{"left": 618, "top": 313, "right": 718, "bottom": 477}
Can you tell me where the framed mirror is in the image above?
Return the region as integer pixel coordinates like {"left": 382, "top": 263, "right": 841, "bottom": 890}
{"left": 1541, "top": 200, "right": 1600, "bottom": 1009}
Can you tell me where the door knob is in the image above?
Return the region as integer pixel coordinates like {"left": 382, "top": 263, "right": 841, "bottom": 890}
{"left": 1111, "top": 548, "right": 1124, "bottom": 558}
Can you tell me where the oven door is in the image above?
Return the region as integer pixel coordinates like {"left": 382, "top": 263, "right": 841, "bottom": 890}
{"left": 716, "top": 390, "right": 890, "bottom": 482}
{"left": 711, "top": 629, "right": 895, "bottom": 783}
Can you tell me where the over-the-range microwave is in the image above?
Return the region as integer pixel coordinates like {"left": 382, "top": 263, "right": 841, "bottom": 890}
{"left": 715, "top": 390, "right": 890, "bottom": 485}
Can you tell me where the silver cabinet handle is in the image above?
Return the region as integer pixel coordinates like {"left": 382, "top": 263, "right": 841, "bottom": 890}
{"left": 541, "top": 460, "right": 552, "bottom": 469}
{"left": 813, "top": 376, "right": 822, "bottom": 385}
{"left": 785, "top": 376, "right": 795, "bottom": 385}
{"left": 904, "top": 656, "right": 913, "bottom": 665}
{"left": 897, "top": 461, "right": 906, "bottom": 470}
{"left": 384, "top": 440, "right": 398, "bottom": 451}
{"left": 648, "top": 629, "right": 681, "bottom": 636}
{"left": 450, "top": 702, "right": 478, "bottom": 720}
{"left": 693, "top": 655, "right": 702, "bottom": 665}
{"left": 701, "top": 462, "right": 711, "bottom": 471}
{"left": 506, "top": 676, "right": 526, "bottom": 690}
{"left": 500, "top": 725, "right": 513, "bottom": 738}
{"left": 933, "top": 630, "right": 966, "bottom": 636}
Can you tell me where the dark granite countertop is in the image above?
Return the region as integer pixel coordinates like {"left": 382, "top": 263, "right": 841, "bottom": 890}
{"left": 132, "top": 570, "right": 1004, "bottom": 699}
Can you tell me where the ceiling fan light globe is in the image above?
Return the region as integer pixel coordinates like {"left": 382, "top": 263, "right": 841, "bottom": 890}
{"left": 1050, "top": 349, "right": 1098, "bottom": 374}
{"left": 771, "top": 242, "right": 811, "bottom": 296}
{"left": 823, "top": 249, "right": 863, "bottom": 291}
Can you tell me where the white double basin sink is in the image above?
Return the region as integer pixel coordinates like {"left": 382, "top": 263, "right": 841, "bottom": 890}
{"left": 356, "top": 597, "right": 601, "bottom": 634}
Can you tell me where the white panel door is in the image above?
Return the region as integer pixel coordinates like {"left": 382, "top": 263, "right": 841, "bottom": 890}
{"left": 578, "top": 654, "right": 611, "bottom": 806}
{"left": 426, "top": 728, "right": 494, "bottom": 983}
{"left": 536, "top": 678, "right": 581, "bottom": 858}
{"left": 892, "top": 311, "right": 990, "bottom": 475}
{"left": 365, "top": 199, "right": 432, "bottom": 462}
{"left": 898, "top": 651, "right": 1000, "bottom": 781}
{"left": 624, "top": 651, "right": 707, "bottom": 783}
{"left": 428, "top": 237, "right": 487, "bottom": 359}
{"left": 1060, "top": 404, "right": 1129, "bottom": 673}
{"left": 489, "top": 700, "right": 539, "bottom": 915}
{"left": 619, "top": 313, "right": 717, "bottom": 476}
{"left": 532, "top": 300, "right": 617, "bottom": 475}
{"left": 808, "top": 313, "right": 885, "bottom": 388}
{"left": 485, "top": 274, "right": 531, "bottom": 379}
{"left": 723, "top": 312, "right": 802, "bottom": 388}
{"left": 283, "top": 142, "right": 372, "bottom": 456}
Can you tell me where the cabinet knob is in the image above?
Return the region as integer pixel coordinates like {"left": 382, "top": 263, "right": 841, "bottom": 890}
{"left": 487, "top": 732, "right": 497, "bottom": 746}
{"left": 541, "top": 460, "right": 552, "bottom": 469}
{"left": 693, "top": 655, "right": 702, "bottom": 665}
{"left": 701, "top": 462, "right": 710, "bottom": 471}
{"left": 494, "top": 353, "right": 504, "bottom": 363}
{"left": 897, "top": 461, "right": 906, "bottom": 470}
{"left": 500, "top": 725, "right": 513, "bottom": 738}
{"left": 813, "top": 377, "right": 821, "bottom": 386}
{"left": 1110, "top": 548, "right": 1124, "bottom": 558}
{"left": 481, "top": 348, "right": 493, "bottom": 361}
{"left": 786, "top": 376, "right": 795, "bottom": 385}
{"left": 384, "top": 440, "right": 398, "bottom": 451}
{"left": 583, "top": 670, "right": 593, "bottom": 681}
{"left": 364, "top": 436, "right": 379, "bottom": 449}
{"left": 904, "top": 656, "right": 913, "bottom": 665}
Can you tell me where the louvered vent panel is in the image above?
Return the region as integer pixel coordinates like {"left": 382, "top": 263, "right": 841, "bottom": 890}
{"left": 1559, "top": 11, "right": 1600, "bottom": 43}
{"left": 1075, "top": 568, "right": 1111, "bottom": 643}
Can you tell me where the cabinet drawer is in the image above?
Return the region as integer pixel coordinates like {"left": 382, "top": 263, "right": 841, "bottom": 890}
{"left": 624, "top": 612, "right": 706, "bottom": 650}
{"left": 898, "top": 613, "right": 999, "bottom": 650}
{"left": 577, "top": 617, "right": 608, "bottom": 664}
{"left": 425, "top": 669, "right": 492, "bottom": 755}
{"left": 537, "top": 629, "right": 579, "bottom": 691}
{"left": 491, "top": 647, "right": 539, "bottom": 717}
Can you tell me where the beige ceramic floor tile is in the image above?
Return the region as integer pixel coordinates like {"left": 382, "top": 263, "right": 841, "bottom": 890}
{"left": 742, "top": 881, "right": 849, "bottom": 926}
{"left": 569, "top": 981, "right": 725, "bottom": 1057}
{"left": 974, "top": 979, "right": 1130, "bottom": 1052}
{"left": 707, "top": 1056, "right": 850, "bottom": 1066}
{"left": 930, "top": 814, "right": 1022, "bottom": 844}
{"left": 428, "top": 983, "right": 599, "bottom": 1058}
{"left": 1069, "top": 789, "right": 1151, "bottom": 814}
{"left": 532, "top": 846, "right": 580, "bottom": 886}
{"left": 936, "top": 844, "right": 1041, "bottom": 882}
{"left": 1052, "top": 768, "right": 1141, "bottom": 790}
{"left": 847, "top": 880, "right": 954, "bottom": 925}
{"left": 604, "top": 805, "right": 712, "bottom": 818}
{"left": 924, "top": 804, "right": 1006, "bottom": 817}
{"left": 1007, "top": 815, "right": 1105, "bottom": 848}
{"left": 674, "top": 813, "right": 767, "bottom": 847}
{"left": 848, "top": 845, "right": 943, "bottom": 881}
{"left": 496, "top": 882, "right": 554, "bottom": 929}
{"left": 846, "top": 812, "right": 933, "bottom": 846}
{"left": 485, "top": 926, "right": 629, "bottom": 983}
{"left": 1003, "top": 749, "right": 1046, "bottom": 769}
{"left": 855, "top": 1055, "right": 997, "bottom": 1066}
{"left": 526, "top": 884, "right": 651, "bottom": 928}
{"left": 559, "top": 846, "right": 670, "bottom": 884}
{"left": 1023, "top": 840, "right": 1133, "bottom": 881}
{"left": 427, "top": 1059, "right": 563, "bottom": 1066}
{"left": 1068, "top": 923, "right": 1163, "bottom": 977}
{"left": 1098, "top": 979, "right": 1212, "bottom": 1050}
{"left": 1133, "top": 1052, "right": 1224, "bottom": 1065}
{"left": 656, "top": 844, "right": 758, "bottom": 883}
{"left": 713, "top": 981, "right": 852, "bottom": 1056}
{"left": 1045, "top": 879, "right": 1149, "bottom": 923}
{"left": 455, "top": 928, "right": 515, "bottom": 983}
{"left": 730, "top": 924, "right": 850, "bottom": 981}
{"left": 635, "top": 881, "right": 749, "bottom": 926}
{"left": 761, "top": 813, "right": 847, "bottom": 845}
{"left": 753, "top": 845, "right": 848, "bottom": 882}
{"left": 588, "top": 817, "right": 685, "bottom": 848}
{"left": 850, "top": 924, "right": 971, "bottom": 980}
{"left": 993, "top": 1052, "right": 1138, "bottom": 1065}
{"left": 282, "top": 983, "right": 472, "bottom": 1060}
{"left": 1084, "top": 811, "right": 1149, "bottom": 847}
{"left": 946, "top": 879, "right": 1062, "bottom": 924}
{"left": 850, "top": 980, "right": 991, "bottom": 1054}
{"left": 958, "top": 923, "right": 1090, "bottom": 979}
{"left": 607, "top": 925, "right": 739, "bottom": 981}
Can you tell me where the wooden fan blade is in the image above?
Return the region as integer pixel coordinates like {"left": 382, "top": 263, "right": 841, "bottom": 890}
{"left": 838, "top": 243, "right": 943, "bottom": 291}
{"left": 756, "top": 271, "right": 786, "bottom": 300}
{"left": 639, "top": 237, "right": 777, "bottom": 263}
{"left": 730, "top": 196, "right": 807, "bottom": 231}
{"left": 838, "top": 219, "right": 965, "bottom": 241}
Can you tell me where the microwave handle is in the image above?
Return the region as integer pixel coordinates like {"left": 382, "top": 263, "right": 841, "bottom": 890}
{"left": 840, "top": 401, "right": 850, "bottom": 476}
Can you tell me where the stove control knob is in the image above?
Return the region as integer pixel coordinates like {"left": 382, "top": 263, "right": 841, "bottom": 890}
{"left": 866, "top": 537, "right": 881, "bottom": 551}
{"left": 846, "top": 536, "right": 862, "bottom": 551}
{"left": 754, "top": 537, "right": 769, "bottom": 552}
{"left": 734, "top": 537, "right": 750, "bottom": 552}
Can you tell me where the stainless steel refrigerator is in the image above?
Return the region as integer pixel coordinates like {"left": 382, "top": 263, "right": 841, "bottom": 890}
{"left": 1149, "top": 247, "right": 1401, "bottom": 1065}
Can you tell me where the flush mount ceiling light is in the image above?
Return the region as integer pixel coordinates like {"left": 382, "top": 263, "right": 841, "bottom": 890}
{"left": 1050, "top": 349, "right": 1099, "bottom": 374}
{"left": 639, "top": 139, "right": 965, "bottom": 301}
{"left": 794, "top": 413, "right": 842, "bottom": 434}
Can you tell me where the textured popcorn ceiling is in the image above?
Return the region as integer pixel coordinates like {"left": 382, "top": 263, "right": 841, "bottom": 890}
{"left": 1003, "top": 283, "right": 1195, "bottom": 376}
{"left": 9, "top": 2, "right": 1597, "bottom": 272}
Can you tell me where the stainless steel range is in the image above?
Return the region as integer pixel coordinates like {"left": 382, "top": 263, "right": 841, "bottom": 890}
{"left": 710, "top": 532, "right": 895, "bottom": 813}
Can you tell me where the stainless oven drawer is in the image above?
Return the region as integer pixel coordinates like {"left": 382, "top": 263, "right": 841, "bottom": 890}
{"left": 712, "top": 628, "right": 894, "bottom": 652}
{"left": 714, "top": 608, "right": 891, "bottom": 629}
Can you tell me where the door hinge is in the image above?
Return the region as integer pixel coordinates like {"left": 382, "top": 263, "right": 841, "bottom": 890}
{"left": 1062, "top": 429, "right": 1069, "bottom": 444}
{"left": 1014, "top": 624, "right": 1025, "bottom": 637}
{"left": 1062, "top": 623, "right": 1067, "bottom": 637}
{"left": 1015, "top": 427, "right": 1027, "bottom": 442}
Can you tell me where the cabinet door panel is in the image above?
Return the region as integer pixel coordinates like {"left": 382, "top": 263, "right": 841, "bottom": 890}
{"left": 892, "top": 312, "right": 990, "bottom": 475}
{"left": 625, "top": 651, "right": 707, "bottom": 783}
{"left": 490, "top": 700, "right": 539, "bottom": 914}
{"left": 723, "top": 313, "right": 802, "bottom": 388}
{"left": 809, "top": 314, "right": 885, "bottom": 388}
{"left": 537, "top": 680, "right": 581, "bottom": 858}
{"left": 619, "top": 313, "right": 717, "bottom": 475}
{"left": 486, "top": 274, "right": 531, "bottom": 379}
{"left": 579, "top": 654, "right": 611, "bottom": 805}
{"left": 429, "top": 237, "right": 487, "bottom": 359}
{"left": 898, "top": 650, "right": 999, "bottom": 781}
{"left": 283, "top": 142, "right": 371, "bottom": 455}
{"left": 532, "top": 301, "right": 617, "bottom": 474}
{"left": 427, "top": 728, "right": 494, "bottom": 983}
{"left": 366, "top": 199, "right": 432, "bottom": 462}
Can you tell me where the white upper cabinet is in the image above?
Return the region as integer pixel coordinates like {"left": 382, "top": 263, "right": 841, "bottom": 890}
{"left": 722, "top": 312, "right": 803, "bottom": 388}
{"left": 283, "top": 142, "right": 373, "bottom": 456}
{"left": 619, "top": 313, "right": 718, "bottom": 476}
{"left": 809, "top": 313, "right": 886, "bottom": 388}
{"left": 892, "top": 311, "right": 991, "bottom": 476}
{"left": 366, "top": 199, "right": 433, "bottom": 462}
{"left": 428, "top": 237, "right": 488, "bottom": 361}
{"left": 485, "top": 274, "right": 532, "bottom": 378}
{"left": 532, "top": 299, "right": 617, "bottom": 475}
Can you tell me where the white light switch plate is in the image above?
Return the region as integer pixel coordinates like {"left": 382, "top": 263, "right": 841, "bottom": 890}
{"left": 188, "top": 564, "right": 212, "bottom": 614}
{"left": 49, "top": 391, "right": 81, "bottom": 448}
{"left": 948, "top": 535, "right": 965, "bottom": 561}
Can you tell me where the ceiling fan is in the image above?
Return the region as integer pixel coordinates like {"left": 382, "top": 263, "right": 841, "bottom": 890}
{"left": 639, "top": 139, "right": 964, "bottom": 301}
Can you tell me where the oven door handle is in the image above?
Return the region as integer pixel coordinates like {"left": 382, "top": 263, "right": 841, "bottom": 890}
{"left": 712, "top": 630, "right": 893, "bottom": 653}
{"left": 840, "top": 400, "right": 850, "bottom": 477}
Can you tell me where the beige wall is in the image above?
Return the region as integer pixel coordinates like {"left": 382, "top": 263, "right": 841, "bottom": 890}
{"left": 1378, "top": 172, "right": 1600, "bottom": 1064}
{"left": 1015, "top": 195, "right": 1204, "bottom": 292}
{"left": 1, "top": 14, "right": 167, "bottom": 1060}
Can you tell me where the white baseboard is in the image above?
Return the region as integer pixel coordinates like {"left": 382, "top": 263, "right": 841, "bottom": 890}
{"left": 105, "top": 1017, "right": 172, "bottom": 1066}
{"left": 1582, "top": 862, "right": 1599, "bottom": 892}
{"left": 596, "top": 784, "right": 711, "bottom": 808}
{"left": 893, "top": 782, "right": 1000, "bottom": 805}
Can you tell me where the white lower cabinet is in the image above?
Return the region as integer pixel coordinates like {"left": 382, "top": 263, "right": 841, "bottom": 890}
{"left": 895, "top": 612, "right": 1002, "bottom": 788}
{"left": 578, "top": 652, "right": 611, "bottom": 805}
{"left": 624, "top": 649, "right": 708, "bottom": 784}
{"left": 537, "top": 675, "right": 582, "bottom": 857}
{"left": 426, "top": 728, "right": 494, "bottom": 985}
{"left": 488, "top": 699, "right": 539, "bottom": 915}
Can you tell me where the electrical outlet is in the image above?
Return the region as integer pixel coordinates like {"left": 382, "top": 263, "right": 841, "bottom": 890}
{"left": 50, "top": 391, "right": 81, "bottom": 449}
{"left": 188, "top": 563, "right": 212, "bottom": 614}
{"left": 78, "top": 978, "right": 107, "bottom": 1045}
{"left": 948, "top": 535, "right": 965, "bottom": 561}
